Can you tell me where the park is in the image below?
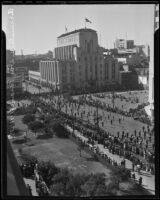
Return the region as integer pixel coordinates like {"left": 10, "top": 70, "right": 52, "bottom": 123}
{"left": 7, "top": 83, "right": 155, "bottom": 196}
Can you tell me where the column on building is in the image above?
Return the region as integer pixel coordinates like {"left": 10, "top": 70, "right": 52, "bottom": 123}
{"left": 67, "top": 46, "right": 69, "bottom": 60}
{"left": 49, "top": 62, "right": 51, "bottom": 83}
{"left": 61, "top": 47, "right": 64, "bottom": 60}
{"left": 64, "top": 46, "right": 66, "bottom": 60}
{"left": 58, "top": 48, "right": 60, "bottom": 60}
{"left": 45, "top": 62, "right": 47, "bottom": 82}
{"left": 71, "top": 46, "right": 73, "bottom": 60}
{"left": 55, "top": 62, "right": 57, "bottom": 85}
{"left": 108, "top": 60, "right": 112, "bottom": 82}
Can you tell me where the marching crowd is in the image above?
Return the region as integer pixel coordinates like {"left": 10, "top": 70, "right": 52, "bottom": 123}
{"left": 33, "top": 93, "right": 155, "bottom": 174}
{"left": 18, "top": 91, "right": 154, "bottom": 169}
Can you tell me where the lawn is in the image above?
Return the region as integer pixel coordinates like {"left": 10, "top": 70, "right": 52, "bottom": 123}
{"left": 20, "top": 137, "right": 112, "bottom": 177}
{"left": 11, "top": 134, "right": 151, "bottom": 195}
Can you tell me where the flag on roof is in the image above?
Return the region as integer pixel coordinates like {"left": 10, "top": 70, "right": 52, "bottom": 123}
{"left": 65, "top": 26, "right": 68, "bottom": 33}
{"left": 85, "top": 18, "right": 92, "bottom": 23}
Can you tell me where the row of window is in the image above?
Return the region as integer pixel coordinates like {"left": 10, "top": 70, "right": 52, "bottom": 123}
{"left": 58, "top": 36, "right": 76, "bottom": 45}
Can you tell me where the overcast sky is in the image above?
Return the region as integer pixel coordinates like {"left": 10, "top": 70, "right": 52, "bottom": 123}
{"left": 2, "top": 4, "right": 155, "bottom": 55}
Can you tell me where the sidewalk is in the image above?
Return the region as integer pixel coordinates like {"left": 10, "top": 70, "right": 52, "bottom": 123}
{"left": 24, "top": 178, "right": 38, "bottom": 196}
{"left": 66, "top": 125, "right": 155, "bottom": 195}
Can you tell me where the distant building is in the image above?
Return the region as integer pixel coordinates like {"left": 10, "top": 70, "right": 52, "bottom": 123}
{"left": 114, "top": 39, "right": 127, "bottom": 49}
{"left": 7, "top": 75, "right": 23, "bottom": 98}
{"left": 118, "top": 71, "right": 138, "bottom": 89}
{"left": 126, "top": 40, "right": 134, "bottom": 49}
{"left": 103, "top": 55, "right": 119, "bottom": 85}
{"left": 6, "top": 50, "right": 15, "bottom": 74}
{"left": 135, "top": 44, "right": 150, "bottom": 58}
{"left": 134, "top": 67, "right": 149, "bottom": 86}
{"left": 6, "top": 50, "right": 15, "bottom": 65}
{"left": 117, "top": 57, "right": 127, "bottom": 64}
{"left": 28, "top": 70, "right": 41, "bottom": 84}
{"left": 147, "top": 4, "right": 159, "bottom": 122}
{"left": 14, "top": 66, "right": 28, "bottom": 80}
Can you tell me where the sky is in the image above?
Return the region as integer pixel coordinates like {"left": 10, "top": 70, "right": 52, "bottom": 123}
{"left": 2, "top": 4, "right": 155, "bottom": 55}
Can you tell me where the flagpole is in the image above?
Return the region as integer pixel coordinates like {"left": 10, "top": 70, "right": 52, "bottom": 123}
{"left": 85, "top": 19, "right": 86, "bottom": 29}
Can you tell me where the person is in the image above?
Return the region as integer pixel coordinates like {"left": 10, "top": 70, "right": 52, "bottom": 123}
{"left": 132, "top": 173, "right": 135, "bottom": 180}
{"left": 27, "top": 184, "right": 32, "bottom": 196}
{"left": 132, "top": 162, "right": 135, "bottom": 171}
{"left": 139, "top": 177, "right": 142, "bottom": 186}
{"left": 137, "top": 164, "right": 141, "bottom": 173}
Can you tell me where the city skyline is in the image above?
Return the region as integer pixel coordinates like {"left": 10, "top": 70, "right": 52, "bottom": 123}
{"left": 2, "top": 4, "right": 154, "bottom": 55}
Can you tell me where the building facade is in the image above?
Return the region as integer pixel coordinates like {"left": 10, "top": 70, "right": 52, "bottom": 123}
{"left": 28, "top": 70, "right": 41, "bottom": 84}
{"left": 39, "top": 28, "right": 119, "bottom": 92}
{"left": 114, "top": 39, "right": 127, "bottom": 49}
{"left": 7, "top": 75, "right": 23, "bottom": 98}
{"left": 126, "top": 40, "right": 134, "bottom": 49}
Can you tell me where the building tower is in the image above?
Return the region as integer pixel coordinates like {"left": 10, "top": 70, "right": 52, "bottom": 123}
{"left": 148, "top": 4, "right": 159, "bottom": 123}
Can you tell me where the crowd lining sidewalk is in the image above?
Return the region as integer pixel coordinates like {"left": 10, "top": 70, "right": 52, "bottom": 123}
{"left": 66, "top": 125, "right": 155, "bottom": 195}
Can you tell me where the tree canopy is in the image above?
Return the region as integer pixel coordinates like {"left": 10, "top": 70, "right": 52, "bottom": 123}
{"left": 28, "top": 121, "right": 44, "bottom": 134}
{"left": 22, "top": 114, "right": 35, "bottom": 124}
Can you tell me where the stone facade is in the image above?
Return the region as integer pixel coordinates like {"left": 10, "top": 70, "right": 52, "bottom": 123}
{"left": 40, "top": 28, "right": 119, "bottom": 92}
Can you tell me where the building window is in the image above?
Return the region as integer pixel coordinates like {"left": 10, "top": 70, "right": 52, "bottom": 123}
{"left": 87, "top": 42, "right": 90, "bottom": 53}
{"left": 85, "top": 40, "right": 87, "bottom": 50}
{"left": 112, "top": 62, "right": 116, "bottom": 79}
{"left": 106, "top": 63, "right": 109, "bottom": 80}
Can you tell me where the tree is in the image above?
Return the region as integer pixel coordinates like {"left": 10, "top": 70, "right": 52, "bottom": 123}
{"left": 28, "top": 121, "right": 44, "bottom": 136}
{"left": 81, "top": 173, "right": 107, "bottom": 196}
{"left": 7, "top": 118, "right": 14, "bottom": 135}
{"left": 38, "top": 161, "right": 60, "bottom": 187}
{"left": 51, "top": 121, "right": 69, "bottom": 138}
{"left": 50, "top": 168, "right": 71, "bottom": 195}
{"left": 50, "top": 183, "right": 65, "bottom": 196}
{"left": 12, "top": 128, "right": 21, "bottom": 136}
{"left": 22, "top": 114, "right": 35, "bottom": 124}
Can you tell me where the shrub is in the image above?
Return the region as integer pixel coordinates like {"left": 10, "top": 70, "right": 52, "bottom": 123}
{"left": 113, "top": 167, "right": 131, "bottom": 181}
{"left": 53, "top": 123, "right": 69, "bottom": 138}
{"left": 38, "top": 161, "right": 60, "bottom": 187}
{"left": 22, "top": 114, "right": 35, "bottom": 124}
{"left": 28, "top": 121, "right": 44, "bottom": 135}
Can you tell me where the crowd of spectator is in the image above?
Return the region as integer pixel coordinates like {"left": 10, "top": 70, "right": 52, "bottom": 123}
{"left": 19, "top": 161, "right": 50, "bottom": 196}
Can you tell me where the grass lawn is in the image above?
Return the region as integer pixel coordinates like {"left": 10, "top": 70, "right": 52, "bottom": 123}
{"left": 21, "top": 137, "right": 112, "bottom": 176}
{"left": 11, "top": 135, "right": 151, "bottom": 195}
{"left": 14, "top": 115, "right": 27, "bottom": 131}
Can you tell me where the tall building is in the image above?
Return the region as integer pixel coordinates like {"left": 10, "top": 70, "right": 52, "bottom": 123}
{"left": 39, "top": 28, "right": 119, "bottom": 92}
{"left": 114, "top": 39, "right": 127, "bottom": 49}
{"left": 115, "top": 39, "right": 135, "bottom": 50}
{"left": 147, "top": 4, "right": 159, "bottom": 122}
{"left": 126, "top": 40, "right": 134, "bottom": 49}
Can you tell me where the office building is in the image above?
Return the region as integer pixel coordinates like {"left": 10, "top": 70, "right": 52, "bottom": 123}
{"left": 39, "top": 28, "right": 119, "bottom": 92}
{"left": 114, "top": 39, "right": 127, "bottom": 49}
{"left": 126, "top": 40, "right": 134, "bottom": 49}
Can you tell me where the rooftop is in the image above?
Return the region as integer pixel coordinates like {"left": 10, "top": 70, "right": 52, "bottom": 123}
{"left": 58, "top": 28, "right": 96, "bottom": 38}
